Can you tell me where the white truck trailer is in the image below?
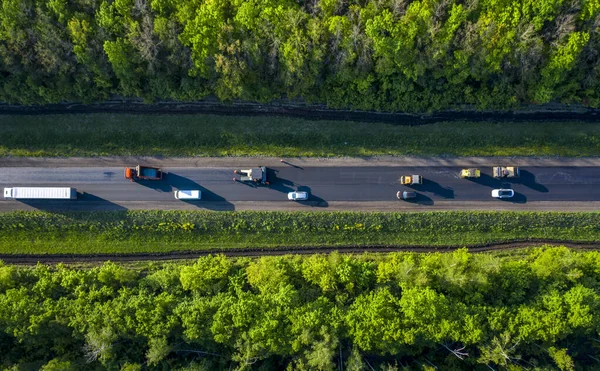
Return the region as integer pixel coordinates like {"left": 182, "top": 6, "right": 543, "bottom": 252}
{"left": 3, "top": 187, "right": 77, "bottom": 200}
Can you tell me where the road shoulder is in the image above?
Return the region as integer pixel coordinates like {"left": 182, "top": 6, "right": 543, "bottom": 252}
{"left": 3, "top": 156, "right": 600, "bottom": 168}
{"left": 1, "top": 200, "right": 600, "bottom": 212}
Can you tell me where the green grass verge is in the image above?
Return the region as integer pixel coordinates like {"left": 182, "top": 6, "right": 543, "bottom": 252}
{"left": 1, "top": 114, "right": 600, "bottom": 157}
{"left": 0, "top": 211, "right": 598, "bottom": 254}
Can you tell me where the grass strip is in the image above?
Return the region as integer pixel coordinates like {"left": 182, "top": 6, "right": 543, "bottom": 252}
{"left": 0, "top": 210, "right": 599, "bottom": 255}
{"left": 1, "top": 114, "right": 600, "bottom": 157}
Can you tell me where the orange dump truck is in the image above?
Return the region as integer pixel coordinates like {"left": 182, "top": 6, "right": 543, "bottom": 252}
{"left": 125, "top": 165, "right": 163, "bottom": 181}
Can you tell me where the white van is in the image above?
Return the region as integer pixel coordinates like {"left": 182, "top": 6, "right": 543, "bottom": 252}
{"left": 174, "top": 190, "right": 201, "bottom": 200}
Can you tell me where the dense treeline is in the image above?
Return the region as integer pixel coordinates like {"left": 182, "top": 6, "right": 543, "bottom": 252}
{"left": 1, "top": 0, "right": 599, "bottom": 111}
{"left": 0, "top": 247, "right": 599, "bottom": 370}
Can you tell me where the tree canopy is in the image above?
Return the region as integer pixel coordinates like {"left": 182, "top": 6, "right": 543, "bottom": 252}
{"left": 1, "top": 0, "right": 599, "bottom": 111}
{"left": 0, "top": 247, "right": 599, "bottom": 370}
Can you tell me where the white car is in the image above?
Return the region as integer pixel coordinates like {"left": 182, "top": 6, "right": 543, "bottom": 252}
{"left": 492, "top": 189, "right": 514, "bottom": 199}
{"left": 174, "top": 190, "right": 202, "bottom": 200}
{"left": 288, "top": 191, "right": 309, "bottom": 201}
{"left": 396, "top": 191, "right": 416, "bottom": 200}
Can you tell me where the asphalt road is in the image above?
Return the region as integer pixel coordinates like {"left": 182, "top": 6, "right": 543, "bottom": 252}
{"left": 1, "top": 165, "right": 599, "bottom": 211}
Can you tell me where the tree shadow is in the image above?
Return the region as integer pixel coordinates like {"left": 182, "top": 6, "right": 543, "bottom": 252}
{"left": 297, "top": 186, "right": 329, "bottom": 208}
{"left": 513, "top": 170, "right": 549, "bottom": 193}
{"left": 166, "top": 173, "right": 234, "bottom": 211}
{"left": 280, "top": 160, "right": 304, "bottom": 170}
{"left": 408, "top": 179, "right": 455, "bottom": 199}
{"left": 464, "top": 173, "right": 502, "bottom": 188}
{"left": 20, "top": 193, "right": 128, "bottom": 212}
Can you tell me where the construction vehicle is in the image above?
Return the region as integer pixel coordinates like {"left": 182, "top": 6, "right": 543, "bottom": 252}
{"left": 3, "top": 187, "right": 77, "bottom": 200}
{"left": 493, "top": 166, "right": 520, "bottom": 178}
{"left": 125, "top": 165, "right": 163, "bottom": 181}
{"left": 460, "top": 168, "right": 481, "bottom": 178}
{"left": 233, "top": 166, "right": 269, "bottom": 184}
{"left": 399, "top": 175, "right": 423, "bottom": 185}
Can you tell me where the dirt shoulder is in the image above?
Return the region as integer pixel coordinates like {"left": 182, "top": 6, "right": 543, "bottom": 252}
{"left": 1, "top": 240, "right": 598, "bottom": 265}
{"left": 1, "top": 201, "right": 600, "bottom": 212}
{"left": 2, "top": 99, "right": 600, "bottom": 124}
{"left": 3, "top": 156, "right": 600, "bottom": 168}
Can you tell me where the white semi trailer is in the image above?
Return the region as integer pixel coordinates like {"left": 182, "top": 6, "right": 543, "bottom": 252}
{"left": 3, "top": 187, "right": 77, "bottom": 200}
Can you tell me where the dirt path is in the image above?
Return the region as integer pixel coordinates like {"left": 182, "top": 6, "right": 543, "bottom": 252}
{"left": 1, "top": 99, "right": 600, "bottom": 124}
{"left": 1, "top": 240, "right": 597, "bottom": 264}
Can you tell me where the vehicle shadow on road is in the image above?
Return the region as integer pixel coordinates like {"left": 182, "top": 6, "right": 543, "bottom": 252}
{"left": 74, "top": 193, "right": 130, "bottom": 211}
{"left": 409, "top": 179, "right": 455, "bottom": 199}
{"left": 496, "top": 192, "right": 527, "bottom": 204}
{"left": 234, "top": 180, "right": 259, "bottom": 188}
{"left": 512, "top": 192, "right": 527, "bottom": 204}
{"left": 414, "top": 193, "right": 434, "bottom": 205}
{"left": 19, "top": 193, "right": 128, "bottom": 212}
{"left": 266, "top": 168, "right": 296, "bottom": 194}
{"left": 465, "top": 174, "right": 502, "bottom": 188}
{"left": 133, "top": 179, "right": 172, "bottom": 192}
{"left": 514, "top": 170, "right": 549, "bottom": 193}
{"left": 166, "top": 173, "right": 234, "bottom": 211}
{"left": 297, "top": 186, "right": 328, "bottom": 208}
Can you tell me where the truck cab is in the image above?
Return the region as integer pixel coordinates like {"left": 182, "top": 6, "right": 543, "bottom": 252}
{"left": 493, "top": 166, "right": 520, "bottom": 178}
{"left": 233, "top": 166, "right": 269, "bottom": 184}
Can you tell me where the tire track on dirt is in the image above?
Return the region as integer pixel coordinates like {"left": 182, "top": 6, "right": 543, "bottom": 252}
{"left": 1, "top": 239, "right": 598, "bottom": 264}
{"left": 2, "top": 100, "right": 600, "bottom": 125}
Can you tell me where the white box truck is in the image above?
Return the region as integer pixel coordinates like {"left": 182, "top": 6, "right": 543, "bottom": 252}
{"left": 3, "top": 187, "right": 77, "bottom": 200}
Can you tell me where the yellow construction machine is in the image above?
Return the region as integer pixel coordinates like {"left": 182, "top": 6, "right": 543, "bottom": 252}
{"left": 399, "top": 175, "right": 423, "bottom": 185}
{"left": 460, "top": 168, "right": 481, "bottom": 178}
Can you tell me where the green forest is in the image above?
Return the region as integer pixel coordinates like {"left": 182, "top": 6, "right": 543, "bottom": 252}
{"left": 0, "top": 247, "right": 599, "bottom": 370}
{"left": 1, "top": 0, "right": 599, "bottom": 111}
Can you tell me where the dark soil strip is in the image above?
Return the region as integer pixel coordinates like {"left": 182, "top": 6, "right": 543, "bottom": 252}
{"left": 1, "top": 99, "right": 600, "bottom": 125}
{"left": 1, "top": 239, "right": 598, "bottom": 265}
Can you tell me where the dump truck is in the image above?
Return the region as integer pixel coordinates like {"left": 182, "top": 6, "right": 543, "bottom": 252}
{"left": 493, "top": 166, "right": 520, "bottom": 178}
{"left": 400, "top": 175, "right": 423, "bottom": 185}
{"left": 125, "top": 165, "right": 163, "bottom": 181}
{"left": 233, "top": 166, "right": 269, "bottom": 184}
{"left": 3, "top": 187, "right": 77, "bottom": 200}
{"left": 460, "top": 168, "right": 481, "bottom": 178}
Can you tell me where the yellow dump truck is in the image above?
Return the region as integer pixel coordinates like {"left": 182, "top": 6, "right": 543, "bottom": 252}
{"left": 460, "top": 168, "right": 481, "bottom": 178}
{"left": 400, "top": 175, "right": 423, "bottom": 185}
{"left": 493, "top": 166, "right": 520, "bottom": 178}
